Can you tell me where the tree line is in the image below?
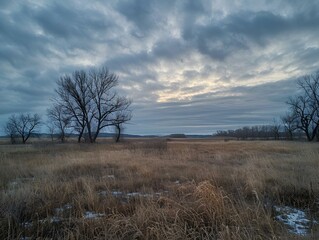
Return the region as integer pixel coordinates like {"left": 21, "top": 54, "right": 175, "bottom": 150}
{"left": 4, "top": 66, "right": 132, "bottom": 144}
{"left": 215, "top": 72, "right": 319, "bottom": 141}
{"left": 214, "top": 124, "right": 303, "bottom": 140}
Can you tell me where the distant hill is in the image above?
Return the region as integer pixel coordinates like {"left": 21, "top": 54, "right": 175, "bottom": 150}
{"left": 163, "top": 134, "right": 213, "bottom": 139}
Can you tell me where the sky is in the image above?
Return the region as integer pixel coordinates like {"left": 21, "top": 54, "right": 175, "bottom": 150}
{"left": 1, "top": 0, "right": 319, "bottom": 135}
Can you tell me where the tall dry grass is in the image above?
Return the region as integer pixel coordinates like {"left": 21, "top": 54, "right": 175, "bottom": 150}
{"left": 0, "top": 139, "right": 318, "bottom": 239}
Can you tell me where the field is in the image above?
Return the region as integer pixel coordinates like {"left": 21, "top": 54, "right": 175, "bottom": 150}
{"left": 0, "top": 139, "right": 318, "bottom": 239}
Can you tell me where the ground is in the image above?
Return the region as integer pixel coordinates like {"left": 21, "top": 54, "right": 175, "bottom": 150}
{"left": 0, "top": 139, "right": 318, "bottom": 239}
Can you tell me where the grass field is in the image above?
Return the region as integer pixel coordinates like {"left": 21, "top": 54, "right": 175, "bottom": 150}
{"left": 0, "top": 139, "right": 318, "bottom": 239}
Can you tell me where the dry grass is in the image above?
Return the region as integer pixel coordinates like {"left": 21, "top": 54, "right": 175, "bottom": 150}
{"left": 0, "top": 139, "right": 318, "bottom": 239}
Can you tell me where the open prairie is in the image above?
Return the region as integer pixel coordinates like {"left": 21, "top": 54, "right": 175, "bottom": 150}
{"left": 0, "top": 139, "right": 318, "bottom": 239}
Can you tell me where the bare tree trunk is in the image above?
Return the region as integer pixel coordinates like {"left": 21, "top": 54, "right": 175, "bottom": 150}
{"left": 116, "top": 126, "right": 121, "bottom": 143}
{"left": 78, "top": 130, "right": 83, "bottom": 143}
{"left": 305, "top": 130, "right": 312, "bottom": 141}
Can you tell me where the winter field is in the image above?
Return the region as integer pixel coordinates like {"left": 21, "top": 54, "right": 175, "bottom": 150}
{"left": 0, "top": 139, "right": 318, "bottom": 239}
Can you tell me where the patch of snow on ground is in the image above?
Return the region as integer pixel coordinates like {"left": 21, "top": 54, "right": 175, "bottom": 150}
{"left": 83, "top": 211, "right": 105, "bottom": 219}
{"left": 274, "top": 205, "right": 318, "bottom": 236}
{"left": 126, "top": 192, "right": 154, "bottom": 198}
{"left": 21, "top": 221, "right": 33, "bottom": 228}
{"left": 55, "top": 203, "right": 72, "bottom": 214}
{"left": 50, "top": 216, "right": 62, "bottom": 223}
{"left": 39, "top": 216, "right": 62, "bottom": 224}
{"left": 111, "top": 191, "right": 123, "bottom": 196}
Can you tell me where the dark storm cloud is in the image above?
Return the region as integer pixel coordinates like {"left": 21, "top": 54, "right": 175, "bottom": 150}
{"left": 105, "top": 51, "right": 155, "bottom": 73}
{"left": 151, "top": 38, "right": 188, "bottom": 60}
{"left": 182, "top": 8, "right": 319, "bottom": 61}
{"left": 115, "top": 0, "right": 155, "bottom": 31}
{"left": 0, "top": 1, "right": 115, "bottom": 127}
{"left": 33, "top": 2, "right": 112, "bottom": 44}
{"left": 1, "top": 0, "right": 319, "bottom": 135}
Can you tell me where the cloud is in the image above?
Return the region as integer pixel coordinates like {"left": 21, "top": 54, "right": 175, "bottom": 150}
{"left": 1, "top": 0, "right": 319, "bottom": 135}
{"left": 128, "top": 77, "right": 299, "bottom": 134}
{"left": 181, "top": 8, "right": 319, "bottom": 61}
{"left": 115, "top": 0, "right": 155, "bottom": 32}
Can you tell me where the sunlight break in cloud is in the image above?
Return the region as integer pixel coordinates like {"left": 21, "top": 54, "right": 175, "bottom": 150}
{"left": 1, "top": 0, "right": 319, "bottom": 134}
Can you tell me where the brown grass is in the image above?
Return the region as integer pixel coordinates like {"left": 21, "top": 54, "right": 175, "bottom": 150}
{"left": 0, "top": 139, "right": 318, "bottom": 239}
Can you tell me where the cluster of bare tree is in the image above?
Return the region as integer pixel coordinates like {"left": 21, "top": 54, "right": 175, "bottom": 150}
{"left": 285, "top": 72, "right": 319, "bottom": 141}
{"left": 4, "top": 113, "right": 41, "bottom": 144}
{"left": 215, "top": 124, "right": 287, "bottom": 140}
{"left": 49, "top": 66, "right": 132, "bottom": 143}
{"left": 3, "top": 66, "right": 132, "bottom": 144}
{"left": 216, "top": 72, "right": 319, "bottom": 142}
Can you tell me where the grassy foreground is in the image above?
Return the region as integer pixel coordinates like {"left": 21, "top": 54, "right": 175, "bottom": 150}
{"left": 0, "top": 139, "right": 318, "bottom": 239}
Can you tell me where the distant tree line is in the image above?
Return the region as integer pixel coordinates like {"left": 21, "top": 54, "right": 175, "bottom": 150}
{"left": 215, "top": 72, "right": 319, "bottom": 142}
{"left": 3, "top": 66, "right": 132, "bottom": 144}
{"left": 214, "top": 125, "right": 303, "bottom": 140}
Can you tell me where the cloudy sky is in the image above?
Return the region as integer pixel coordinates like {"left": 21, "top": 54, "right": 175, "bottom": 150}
{"left": 1, "top": 0, "right": 319, "bottom": 135}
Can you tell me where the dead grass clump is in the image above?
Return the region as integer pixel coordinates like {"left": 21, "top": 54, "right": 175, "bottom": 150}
{"left": 128, "top": 180, "right": 276, "bottom": 239}
{"left": 276, "top": 185, "right": 316, "bottom": 209}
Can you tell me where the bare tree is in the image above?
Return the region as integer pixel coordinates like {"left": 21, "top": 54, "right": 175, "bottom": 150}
{"left": 285, "top": 72, "right": 319, "bottom": 141}
{"left": 112, "top": 109, "right": 132, "bottom": 143}
{"left": 287, "top": 95, "right": 317, "bottom": 141}
{"left": 281, "top": 112, "right": 298, "bottom": 140}
{"left": 47, "top": 104, "right": 71, "bottom": 142}
{"left": 298, "top": 73, "right": 319, "bottom": 108}
{"left": 55, "top": 66, "right": 132, "bottom": 143}
{"left": 46, "top": 122, "right": 56, "bottom": 142}
{"left": 298, "top": 73, "right": 319, "bottom": 141}
{"left": 271, "top": 119, "right": 281, "bottom": 140}
{"left": 5, "top": 113, "right": 41, "bottom": 144}
{"left": 55, "top": 71, "right": 88, "bottom": 142}
{"left": 4, "top": 121, "right": 17, "bottom": 144}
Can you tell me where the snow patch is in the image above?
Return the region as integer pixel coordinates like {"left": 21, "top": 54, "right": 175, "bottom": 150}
{"left": 55, "top": 203, "right": 72, "bottom": 214}
{"left": 50, "top": 216, "right": 62, "bottom": 223}
{"left": 99, "top": 190, "right": 163, "bottom": 199}
{"left": 83, "top": 211, "right": 105, "bottom": 219}
{"left": 39, "top": 216, "right": 62, "bottom": 224}
{"left": 111, "top": 191, "right": 123, "bottom": 196}
{"left": 21, "top": 221, "right": 33, "bottom": 228}
{"left": 274, "top": 205, "right": 318, "bottom": 236}
{"left": 126, "top": 192, "right": 154, "bottom": 198}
